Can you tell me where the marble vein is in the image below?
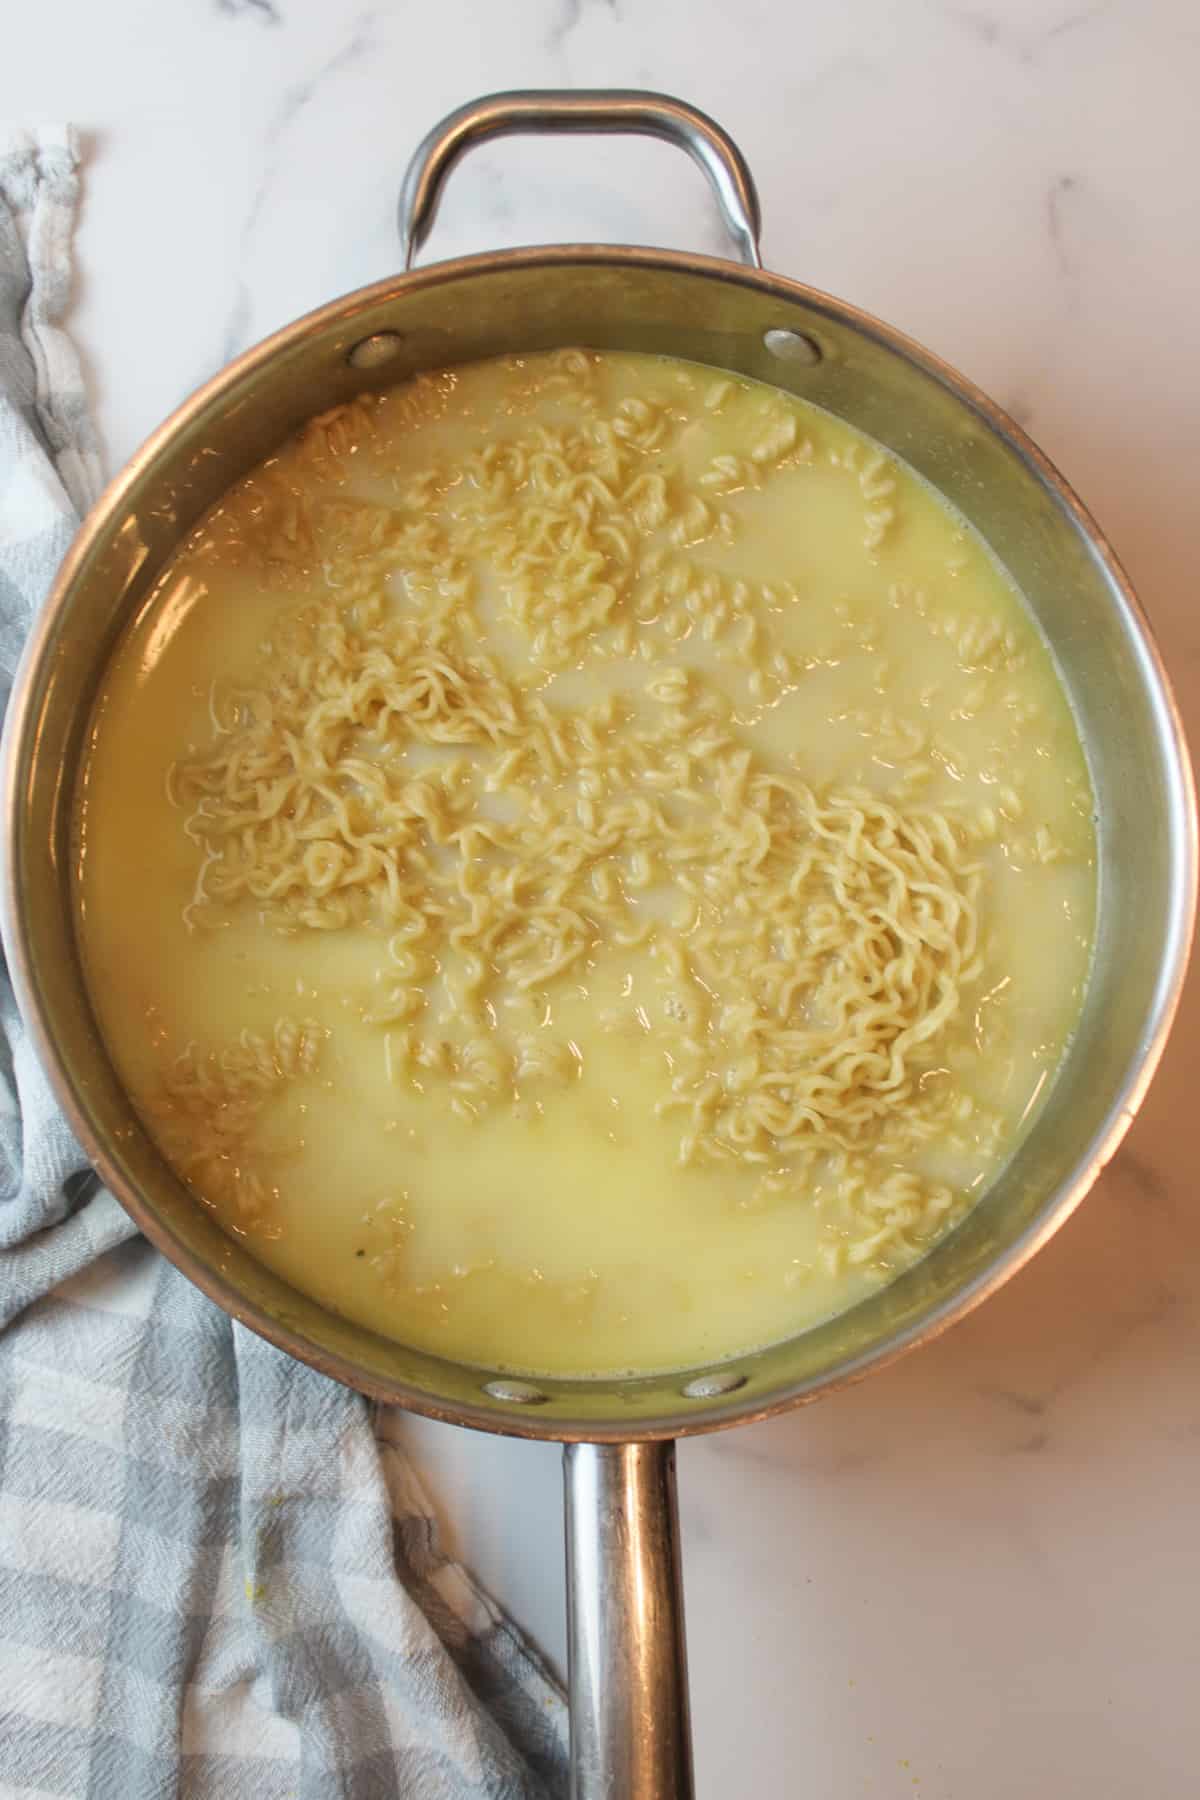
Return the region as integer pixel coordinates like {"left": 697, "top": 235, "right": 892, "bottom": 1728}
{"left": 978, "top": 1385, "right": 1048, "bottom": 1418}
{"left": 1045, "top": 173, "right": 1083, "bottom": 286}
{"left": 942, "top": 2, "right": 1107, "bottom": 62}
{"left": 219, "top": 10, "right": 378, "bottom": 364}
{"left": 216, "top": 0, "right": 282, "bottom": 23}
{"left": 998, "top": 169, "right": 1100, "bottom": 430}
{"left": 546, "top": 0, "right": 620, "bottom": 70}
{"left": 1110, "top": 1147, "right": 1172, "bottom": 1207}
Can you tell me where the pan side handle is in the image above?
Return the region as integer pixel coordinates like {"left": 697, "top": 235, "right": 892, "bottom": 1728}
{"left": 398, "top": 89, "right": 762, "bottom": 271}
{"left": 563, "top": 1440, "right": 694, "bottom": 1800}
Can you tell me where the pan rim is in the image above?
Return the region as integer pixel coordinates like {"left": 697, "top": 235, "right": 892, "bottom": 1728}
{"left": 4, "top": 243, "right": 1195, "bottom": 1441}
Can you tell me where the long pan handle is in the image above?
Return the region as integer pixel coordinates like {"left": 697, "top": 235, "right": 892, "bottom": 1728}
{"left": 563, "top": 1440, "right": 694, "bottom": 1799}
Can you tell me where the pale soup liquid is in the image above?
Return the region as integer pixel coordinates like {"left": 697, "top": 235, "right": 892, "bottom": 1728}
{"left": 77, "top": 352, "right": 1095, "bottom": 1376}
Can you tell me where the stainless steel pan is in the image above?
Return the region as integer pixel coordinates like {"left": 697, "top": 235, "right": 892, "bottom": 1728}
{"left": 3, "top": 92, "right": 1194, "bottom": 1799}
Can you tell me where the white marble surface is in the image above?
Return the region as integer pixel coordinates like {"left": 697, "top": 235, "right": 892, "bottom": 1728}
{"left": 7, "top": 2, "right": 1200, "bottom": 1793}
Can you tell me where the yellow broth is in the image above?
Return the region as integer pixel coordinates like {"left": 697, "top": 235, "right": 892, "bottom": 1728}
{"left": 76, "top": 351, "right": 1095, "bottom": 1376}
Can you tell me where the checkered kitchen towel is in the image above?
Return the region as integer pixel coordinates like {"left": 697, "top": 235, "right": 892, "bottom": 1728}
{"left": 0, "top": 128, "right": 568, "bottom": 1799}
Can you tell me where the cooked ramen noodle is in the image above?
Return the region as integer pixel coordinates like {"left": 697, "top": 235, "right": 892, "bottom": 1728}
{"left": 75, "top": 350, "right": 1095, "bottom": 1376}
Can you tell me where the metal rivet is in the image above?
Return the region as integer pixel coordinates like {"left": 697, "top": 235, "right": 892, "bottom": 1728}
{"left": 680, "top": 1371, "right": 748, "bottom": 1399}
{"left": 347, "top": 332, "right": 404, "bottom": 370}
{"left": 763, "top": 327, "right": 822, "bottom": 366}
{"left": 483, "top": 1378, "right": 548, "bottom": 1405}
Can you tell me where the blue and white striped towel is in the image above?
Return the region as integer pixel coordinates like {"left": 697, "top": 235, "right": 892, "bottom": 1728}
{"left": 0, "top": 126, "right": 567, "bottom": 1800}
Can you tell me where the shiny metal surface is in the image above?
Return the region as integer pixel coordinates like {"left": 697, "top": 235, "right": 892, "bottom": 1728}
{"left": 346, "top": 331, "right": 405, "bottom": 370}
{"left": 565, "top": 1442, "right": 692, "bottom": 1800}
{"left": 398, "top": 89, "right": 763, "bottom": 270}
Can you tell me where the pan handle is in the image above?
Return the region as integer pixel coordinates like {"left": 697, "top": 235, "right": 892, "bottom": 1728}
{"left": 398, "top": 89, "right": 763, "bottom": 271}
{"left": 563, "top": 1440, "right": 694, "bottom": 1800}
